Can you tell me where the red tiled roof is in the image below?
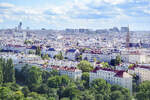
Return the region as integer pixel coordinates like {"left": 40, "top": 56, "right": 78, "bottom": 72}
{"left": 91, "top": 66, "right": 119, "bottom": 73}
{"left": 115, "top": 71, "right": 124, "bottom": 77}
{"left": 139, "top": 65, "right": 150, "bottom": 70}
{"left": 129, "top": 64, "right": 150, "bottom": 70}
{"left": 50, "top": 65, "right": 79, "bottom": 72}
{"left": 91, "top": 66, "right": 125, "bottom": 78}
{"left": 60, "top": 66, "right": 77, "bottom": 72}
{"left": 96, "top": 62, "right": 101, "bottom": 64}
{"left": 91, "top": 50, "right": 101, "bottom": 54}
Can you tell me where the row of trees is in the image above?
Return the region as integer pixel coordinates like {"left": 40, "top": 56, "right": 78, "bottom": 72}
{"left": 135, "top": 81, "right": 150, "bottom": 100}
{"left": 0, "top": 57, "right": 150, "bottom": 100}
{"left": 77, "top": 60, "right": 111, "bottom": 72}
{"left": 0, "top": 58, "right": 15, "bottom": 84}
{"left": 15, "top": 63, "right": 133, "bottom": 100}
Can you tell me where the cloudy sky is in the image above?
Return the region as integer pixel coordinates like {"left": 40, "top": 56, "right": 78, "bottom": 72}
{"left": 0, "top": 0, "right": 150, "bottom": 30}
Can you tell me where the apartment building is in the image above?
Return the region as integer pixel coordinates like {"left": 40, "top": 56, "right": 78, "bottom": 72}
{"left": 48, "top": 59, "right": 79, "bottom": 67}
{"left": 65, "top": 49, "right": 80, "bottom": 61}
{"left": 43, "top": 65, "right": 82, "bottom": 80}
{"left": 128, "top": 65, "right": 150, "bottom": 83}
{"left": 90, "top": 67, "right": 133, "bottom": 93}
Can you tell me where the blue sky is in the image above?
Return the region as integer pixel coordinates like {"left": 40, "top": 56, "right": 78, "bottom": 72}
{"left": 0, "top": 0, "right": 150, "bottom": 30}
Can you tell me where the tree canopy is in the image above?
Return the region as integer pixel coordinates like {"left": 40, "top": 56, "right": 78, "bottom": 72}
{"left": 136, "top": 81, "right": 150, "bottom": 100}
{"left": 111, "top": 55, "right": 122, "bottom": 66}
{"left": 77, "top": 60, "right": 93, "bottom": 72}
{"left": 55, "top": 51, "right": 64, "bottom": 60}
{"left": 35, "top": 46, "right": 41, "bottom": 56}
{"left": 0, "top": 58, "right": 136, "bottom": 100}
{"left": 101, "top": 62, "right": 111, "bottom": 68}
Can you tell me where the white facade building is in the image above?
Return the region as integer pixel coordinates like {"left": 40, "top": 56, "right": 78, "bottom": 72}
{"left": 43, "top": 65, "right": 82, "bottom": 80}
{"left": 46, "top": 48, "right": 58, "bottom": 58}
{"left": 121, "top": 54, "right": 147, "bottom": 63}
{"left": 128, "top": 65, "right": 150, "bottom": 83}
{"left": 90, "top": 67, "right": 133, "bottom": 94}
{"left": 48, "top": 59, "right": 79, "bottom": 67}
{"left": 82, "top": 52, "right": 118, "bottom": 62}
{"left": 115, "top": 63, "right": 130, "bottom": 71}
{"left": 82, "top": 50, "right": 149, "bottom": 64}
{"left": 65, "top": 49, "right": 80, "bottom": 61}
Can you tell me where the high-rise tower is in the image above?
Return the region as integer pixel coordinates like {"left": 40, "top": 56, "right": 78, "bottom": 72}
{"left": 126, "top": 25, "right": 130, "bottom": 49}
{"left": 18, "top": 22, "right": 22, "bottom": 31}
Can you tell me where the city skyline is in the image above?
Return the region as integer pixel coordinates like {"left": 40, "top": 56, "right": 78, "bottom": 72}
{"left": 0, "top": 0, "right": 150, "bottom": 31}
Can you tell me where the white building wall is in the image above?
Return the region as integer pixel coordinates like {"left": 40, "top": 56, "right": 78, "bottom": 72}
{"left": 128, "top": 67, "right": 150, "bottom": 83}
{"left": 90, "top": 70, "right": 132, "bottom": 94}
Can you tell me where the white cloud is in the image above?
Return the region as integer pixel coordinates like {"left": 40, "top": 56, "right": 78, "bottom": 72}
{"left": 0, "top": 18, "right": 3, "bottom": 23}
{"left": 0, "top": 2, "right": 14, "bottom": 8}
{"left": 0, "top": 1, "right": 150, "bottom": 29}
{"left": 104, "top": 0, "right": 126, "bottom": 5}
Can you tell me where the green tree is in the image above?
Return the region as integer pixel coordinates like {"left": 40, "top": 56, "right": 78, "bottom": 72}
{"left": 29, "top": 50, "right": 34, "bottom": 54}
{"left": 60, "top": 97, "right": 70, "bottom": 100}
{"left": 115, "top": 55, "right": 121, "bottom": 65}
{"left": 128, "top": 64, "right": 134, "bottom": 69}
{"left": 111, "top": 85, "right": 131, "bottom": 100}
{"left": 62, "top": 87, "right": 81, "bottom": 100}
{"left": 90, "top": 78, "right": 111, "bottom": 95}
{"left": 42, "top": 54, "right": 50, "bottom": 60}
{"left": 81, "top": 72, "right": 89, "bottom": 88}
{"left": 47, "top": 88, "right": 58, "bottom": 98}
{"left": 77, "top": 60, "right": 93, "bottom": 72}
{"left": 136, "top": 81, "right": 150, "bottom": 100}
{"left": 29, "top": 83, "right": 41, "bottom": 93}
{"left": 42, "top": 70, "right": 59, "bottom": 83}
{"left": 47, "top": 75, "right": 70, "bottom": 88}
{"left": 0, "top": 59, "right": 3, "bottom": 84}
{"left": 77, "top": 55, "right": 82, "bottom": 61}
{"left": 48, "top": 97, "right": 56, "bottom": 100}
{"left": 110, "top": 59, "right": 116, "bottom": 66}
{"left": 38, "top": 83, "right": 49, "bottom": 94}
{"left": 26, "top": 66, "right": 42, "bottom": 87}
{"left": 81, "top": 90, "right": 95, "bottom": 100}
{"left": 47, "top": 76, "right": 62, "bottom": 88}
{"left": 50, "top": 70, "right": 59, "bottom": 76}
{"left": 95, "top": 94, "right": 104, "bottom": 100}
{"left": 36, "top": 46, "right": 41, "bottom": 56}
{"left": 20, "top": 64, "right": 31, "bottom": 83}
{"left": 57, "top": 86, "right": 65, "bottom": 99}
{"left": 94, "top": 58, "right": 97, "bottom": 62}
{"left": 3, "top": 58, "right": 15, "bottom": 83}
{"left": 24, "top": 40, "right": 33, "bottom": 45}
{"left": 22, "top": 86, "right": 30, "bottom": 97}
{"left": 61, "top": 75, "right": 70, "bottom": 87}
{"left": 2, "top": 82, "right": 20, "bottom": 91}
{"left": 74, "top": 80, "right": 84, "bottom": 91}
{"left": 42, "top": 70, "right": 51, "bottom": 83}
{"left": 110, "top": 91, "right": 124, "bottom": 100}
{"left": 55, "top": 52, "right": 64, "bottom": 60}
{"left": 111, "top": 55, "right": 122, "bottom": 66}
{"left": 27, "top": 92, "right": 47, "bottom": 100}
{"left": 101, "top": 62, "right": 110, "bottom": 68}
{"left": 0, "top": 87, "right": 13, "bottom": 100}
{"left": 12, "top": 91, "right": 24, "bottom": 100}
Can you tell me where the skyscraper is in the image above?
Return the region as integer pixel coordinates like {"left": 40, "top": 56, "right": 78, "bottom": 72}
{"left": 126, "top": 26, "right": 130, "bottom": 50}
{"left": 18, "top": 22, "right": 22, "bottom": 31}
{"left": 121, "top": 27, "right": 129, "bottom": 33}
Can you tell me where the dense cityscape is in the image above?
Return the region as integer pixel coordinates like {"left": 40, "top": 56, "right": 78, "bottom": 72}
{"left": 0, "top": 0, "right": 150, "bottom": 100}
{"left": 0, "top": 22, "right": 150, "bottom": 100}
